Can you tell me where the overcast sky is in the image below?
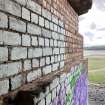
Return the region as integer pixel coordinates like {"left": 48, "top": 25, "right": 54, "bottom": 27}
{"left": 79, "top": 0, "right": 105, "bottom": 47}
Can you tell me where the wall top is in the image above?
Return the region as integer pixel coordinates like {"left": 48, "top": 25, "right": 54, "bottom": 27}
{"left": 68, "top": 0, "right": 92, "bottom": 15}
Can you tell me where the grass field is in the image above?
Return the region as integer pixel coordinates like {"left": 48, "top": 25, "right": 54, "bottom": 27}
{"left": 88, "top": 55, "right": 105, "bottom": 84}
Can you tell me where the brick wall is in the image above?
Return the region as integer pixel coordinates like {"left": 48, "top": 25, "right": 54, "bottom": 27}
{"left": 0, "top": 0, "right": 87, "bottom": 105}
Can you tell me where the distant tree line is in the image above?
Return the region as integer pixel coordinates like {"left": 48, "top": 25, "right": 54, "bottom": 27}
{"left": 84, "top": 46, "right": 105, "bottom": 50}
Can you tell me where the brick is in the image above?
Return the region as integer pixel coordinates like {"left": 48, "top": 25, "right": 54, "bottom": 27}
{"left": 61, "top": 54, "right": 64, "bottom": 60}
{"left": 54, "top": 24, "right": 58, "bottom": 32}
{"left": 0, "top": 0, "right": 21, "bottom": 17}
{"left": 46, "top": 57, "right": 50, "bottom": 65}
{"left": 52, "top": 32, "right": 59, "bottom": 40}
{"left": 52, "top": 63, "right": 59, "bottom": 71}
{"left": 56, "top": 84, "right": 60, "bottom": 95}
{"left": 22, "top": 34, "right": 30, "bottom": 46}
{"left": 43, "top": 48, "right": 52, "bottom": 56}
{"left": 52, "top": 88, "right": 56, "bottom": 100}
{"left": 31, "top": 13, "right": 38, "bottom": 24}
{"left": 11, "top": 47, "right": 27, "bottom": 60}
{"left": 0, "top": 47, "right": 8, "bottom": 62}
{"left": 58, "top": 26, "right": 61, "bottom": 33}
{"left": 27, "top": 23, "right": 41, "bottom": 35}
{"left": 55, "top": 55, "right": 58, "bottom": 62}
{"left": 45, "top": 19, "right": 50, "bottom": 29}
{"left": 50, "top": 22, "right": 54, "bottom": 30}
{"left": 40, "top": 58, "right": 45, "bottom": 67}
{"left": 0, "top": 30, "right": 21, "bottom": 45}
{"left": 22, "top": 7, "right": 30, "bottom": 21}
{"left": 60, "top": 48, "right": 65, "bottom": 54}
{"left": 42, "top": 65, "right": 51, "bottom": 75}
{"left": 53, "top": 48, "right": 59, "bottom": 55}
{"left": 32, "top": 59, "right": 39, "bottom": 68}
{"left": 58, "top": 41, "right": 65, "bottom": 47}
{"left": 42, "top": 28, "right": 51, "bottom": 38}
{"left": 0, "top": 79, "right": 9, "bottom": 95}
{"left": 59, "top": 20, "right": 64, "bottom": 28}
{"left": 0, "top": 12, "right": 8, "bottom": 28}
{"left": 52, "top": 15, "right": 58, "bottom": 24}
{"left": 51, "top": 56, "right": 54, "bottom": 63}
{"left": 24, "top": 59, "right": 31, "bottom": 71}
{"left": 54, "top": 40, "right": 57, "bottom": 47}
{"left": 39, "top": 16, "right": 44, "bottom": 27}
{"left": 27, "top": 69, "right": 41, "bottom": 82}
{"left": 59, "top": 34, "right": 65, "bottom": 41}
{"left": 58, "top": 55, "right": 61, "bottom": 61}
{"left": 61, "top": 28, "right": 65, "bottom": 35}
{"left": 58, "top": 41, "right": 61, "bottom": 47}
{"left": 45, "top": 38, "right": 49, "bottom": 46}
{"left": 27, "top": 0, "right": 41, "bottom": 15}
{"left": 50, "top": 39, "right": 53, "bottom": 47}
{"left": 60, "top": 74, "right": 66, "bottom": 83}
{"left": 28, "top": 48, "right": 42, "bottom": 58}
{"left": 50, "top": 78, "right": 59, "bottom": 90}
{"left": 11, "top": 75, "right": 22, "bottom": 90}
{"left": 38, "top": 99, "right": 45, "bottom": 105}
{"left": 42, "top": 8, "right": 51, "bottom": 21}
{"left": 46, "top": 93, "right": 51, "bottom": 105}
{"left": 39, "top": 37, "right": 44, "bottom": 46}
{"left": 9, "top": 17, "right": 26, "bottom": 32}
{"left": 0, "top": 61, "right": 22, "bottom": 78}
{"left": 60, "top": 61, "right": 64, "bottom": 68}
{"left": 31, "top": 36, "right": 38, "bottom": 46}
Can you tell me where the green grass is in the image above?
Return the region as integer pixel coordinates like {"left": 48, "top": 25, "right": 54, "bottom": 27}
{"left": 88, "top": 57, "right": 105, "bottom": 70}
{"left": 88, "top": 55, "right": 105, "bottom": 84}
{"left": 89, "top": 68, "right": 105, "bottom": 84}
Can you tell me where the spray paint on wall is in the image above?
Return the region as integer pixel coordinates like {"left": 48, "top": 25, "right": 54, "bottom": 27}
{"left": 52, "top": 64, "right": 88, "bottom": 105}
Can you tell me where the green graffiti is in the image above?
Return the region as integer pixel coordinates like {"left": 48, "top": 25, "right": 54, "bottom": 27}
{"left": 65, "top": 64, "right": 84, "bottom": 105}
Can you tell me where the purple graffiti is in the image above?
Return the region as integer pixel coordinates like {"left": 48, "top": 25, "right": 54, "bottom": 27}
{"left": 52, "top": 69, "right": 88, "bottom": 105}
{"left": 52, "top": 84, "right": 66, "bottom": 105}
{"left": 73, "top": 73, "right": 88, "bottom": 105}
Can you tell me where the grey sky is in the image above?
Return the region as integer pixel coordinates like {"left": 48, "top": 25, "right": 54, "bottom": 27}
{"left": 79, "top": 0, "right": 105, "bottom": 47}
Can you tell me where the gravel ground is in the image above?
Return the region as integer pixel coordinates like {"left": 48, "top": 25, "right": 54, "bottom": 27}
{"left": 88, "top": 84, "right": 105, "bottom": 105}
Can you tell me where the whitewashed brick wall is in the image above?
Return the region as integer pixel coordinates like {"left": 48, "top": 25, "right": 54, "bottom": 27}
{"left": 0, "top": 1, "right": 83, "bottom": 104}
{"left": 0, "top": 0, "right": 66, "bottom": 96}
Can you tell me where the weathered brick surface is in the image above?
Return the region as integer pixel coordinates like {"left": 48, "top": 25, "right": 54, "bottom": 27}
{"left": 22, "top": 7, "right": 30, "bottom": 21}
{"left": 0, "top": 62, "right": 22, "bottom": 78}
{"left": 0, "top": 47, "right": 8, "bottom": 62}
{"left": 27, "top": 69, "right": 41, "bottom": 82}
{"left": 0, "top": 12, "right": 8, "bottom": 28}
{"left": 11, "top": 47, "right": 27, "bottom": 60}
{"left": 42, "top": 65, "right": 52, "bottom": 75}
{"left": 11, "top": 75, "right": 22, "bottom": 90}
{"left": 43, "top": 48, "right": 52, "bottom": 56}
{"left": 27, "top": 23, "right": 41, "bottom": 35}
{"left": 31, "top": 36, "right": 38, "bottom": 46}
{"left": 9, "top": 17, "right": 26, "bottom": 32}
{"left": 0, "top": 79, "right": 9, "bottom": 95}
{"left": 24, "top": 59, "right": 31, "bottom": 71}
{"left": 0, "top": 0, "right": 21, "bottom": 17}
{"left": 31, "top": 13, "right": 38, "bottom": 24}
{"left": 0, "top": 30, "right": 21, "bottom": 45}
{"left": 0, "top": 0, "right": 84, "bottom": 101}
{"left": 22, "top": 34, "right": 30, "bottom": 46}
{"left": 28, "top": 48, "right": 42, "bottom": 58}
{"left": 26, "top": 0, "right": 41, "bottom": 14}
{"left": 32, "top": 58, "right": 39, "bottom": 68}
{"left": 39, "top": 16, "right": 44, "bottom": 27}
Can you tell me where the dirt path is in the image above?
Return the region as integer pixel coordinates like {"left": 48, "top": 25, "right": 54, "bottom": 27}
{"left": 88, "top": 84, "right": 105, "bottom": 105}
